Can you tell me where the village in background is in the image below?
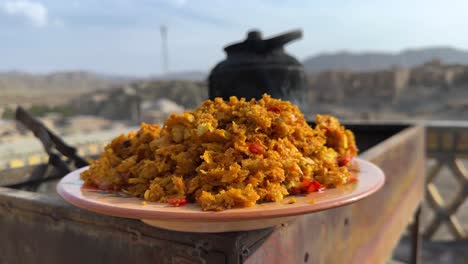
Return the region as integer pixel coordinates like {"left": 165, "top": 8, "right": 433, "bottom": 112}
{"left": 2, "top": 46, "right": 468, "bottom": 169}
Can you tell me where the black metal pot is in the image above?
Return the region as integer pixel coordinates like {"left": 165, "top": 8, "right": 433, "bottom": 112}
{"left": 208, "top": 29, "right": 307, "bottom": 100}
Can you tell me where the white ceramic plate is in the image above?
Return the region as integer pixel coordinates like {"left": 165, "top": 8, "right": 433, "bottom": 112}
{"left": 57, "top": 158, "right": 384, "bottom": 232}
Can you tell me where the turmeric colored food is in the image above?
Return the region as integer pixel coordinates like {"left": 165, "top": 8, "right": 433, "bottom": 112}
{"left": 81, "top": 94, "right": 358, "bottom": 211}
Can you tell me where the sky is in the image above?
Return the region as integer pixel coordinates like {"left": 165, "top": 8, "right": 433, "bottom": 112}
{"left": 1, "top": 0, "right": 468, "bottom": 76}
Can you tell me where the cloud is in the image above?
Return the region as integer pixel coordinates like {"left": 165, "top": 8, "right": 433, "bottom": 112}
{"left": 1, "top": 0, "right": 48, "bottom": 27}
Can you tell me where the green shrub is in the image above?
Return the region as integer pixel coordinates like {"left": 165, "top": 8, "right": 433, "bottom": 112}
{"left": 1, "top": 107, "right": 15, "bottom": 119}
{"left": 1, "top": 105, "right": 75, "bottom": 119}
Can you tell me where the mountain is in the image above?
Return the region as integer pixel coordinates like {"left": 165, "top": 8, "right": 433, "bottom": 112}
{"left": 0, "top": 70, "right": 206, "bottom": 107}
{"left": 0, "top": 71, "right": 129, "bottom": 92}
{"left": 302, "top": 47, "right": 468, "bottom": 72}
{"left": 0, "top": 71, "right": 132, "bottom": 106}
{"left": 153, "top": 71, "right": 207, "bottom": 81}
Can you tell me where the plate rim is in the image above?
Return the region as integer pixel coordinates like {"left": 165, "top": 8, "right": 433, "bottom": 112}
{"left": 57, "top": 158, "right": 385, "bottom": 222}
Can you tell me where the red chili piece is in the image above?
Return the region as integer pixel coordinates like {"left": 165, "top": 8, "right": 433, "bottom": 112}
{"left": 348, "top": 177, "right": 358, "bottom": 184}
{"left": 338, "top": 155, "right": 353, "bottom": 167}
{"left": 249, "top": 143, "right": 264, "bottom": 154}
{"left": 307, "top": 180, "right": 326, "bottom": 192}
{"left": 82, "top": 185, "right": 100, "bottom": 190}
{"left": 167, "top": 198, "right": 187, "bottom": 207}
{"left": 301, "top": 179, "right": 311, "bottom": 190}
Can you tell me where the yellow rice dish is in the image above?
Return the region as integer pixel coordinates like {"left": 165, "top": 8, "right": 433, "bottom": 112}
{"left": 81, "top": 94, "right": 358, "bottom": 211}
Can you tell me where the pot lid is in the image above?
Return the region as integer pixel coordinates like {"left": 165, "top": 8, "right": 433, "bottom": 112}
{"left": 224, "top": 29, "right": 302, "bottom": 56}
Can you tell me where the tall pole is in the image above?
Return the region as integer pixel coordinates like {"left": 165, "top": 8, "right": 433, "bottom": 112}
{"left": 160, "top": 25, "right": 169, "bottom": 74}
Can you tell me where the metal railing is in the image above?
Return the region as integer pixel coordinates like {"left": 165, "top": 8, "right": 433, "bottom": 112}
{"left": 425, "top": 124, "right": 468, "bottom": 240}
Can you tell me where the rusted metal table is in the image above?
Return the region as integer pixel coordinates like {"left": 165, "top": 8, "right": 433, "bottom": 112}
{"left": 0, "top": 125, "right": 425, "bottom": 264}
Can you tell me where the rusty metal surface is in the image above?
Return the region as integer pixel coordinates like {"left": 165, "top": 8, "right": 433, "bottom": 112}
{"left": 0, "top": 125, "right": 424, "bottom": 264}
{"left": 244, "top": 126, "right": 425, "bottom": 264}
{"left": 0, "top": 186, "right": 276, "bottom": 264}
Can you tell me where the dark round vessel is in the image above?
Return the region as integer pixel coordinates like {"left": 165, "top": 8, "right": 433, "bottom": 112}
{"left": 208, "top": 29, "right": 307, "bottom": 100}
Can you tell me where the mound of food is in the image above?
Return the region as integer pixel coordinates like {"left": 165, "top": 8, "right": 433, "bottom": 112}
{"left": 81, "top": 94, "right": 358, "bottom": 211}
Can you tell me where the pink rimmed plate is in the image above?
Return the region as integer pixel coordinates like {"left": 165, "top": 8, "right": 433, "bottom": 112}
{"left": 57, "top": 158, "right": 384, "bottom": 233}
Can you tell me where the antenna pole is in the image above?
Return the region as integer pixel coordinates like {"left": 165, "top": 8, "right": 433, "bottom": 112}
{"left": 160, "top": 25, "right": 169, "bottom": 74}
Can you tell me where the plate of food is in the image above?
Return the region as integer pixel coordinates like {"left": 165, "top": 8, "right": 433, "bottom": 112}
{"left": 57, "top": 94, "right": 385, "bottom": 233}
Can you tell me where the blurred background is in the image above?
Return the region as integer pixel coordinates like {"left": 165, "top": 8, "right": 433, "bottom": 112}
{"left": 0, "top": 0, "right": 468, "bottom": 173}
{"left": 3, "top": 0, "right": 468, "bottom": 142}
{"left": 3, "top": 1, "right": 468, "bottom": 125}
{"left": 1, "top": 1, "right": 468, "bottom": 262}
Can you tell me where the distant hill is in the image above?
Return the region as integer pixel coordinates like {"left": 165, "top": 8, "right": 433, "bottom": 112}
{"left": 0, "top": 71, "right": 128, "bottom": 92}
{"left": 0, "top": 70, "right": 207, "bottom": 107}
{"left": 153, "top": 71, "right": 207, "bottom": 81}
{"left": 302, "top": 47, "right": 468, "bottom": 72}
{"left": 0, "top": 71, "right": 131, "bottom": 106}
